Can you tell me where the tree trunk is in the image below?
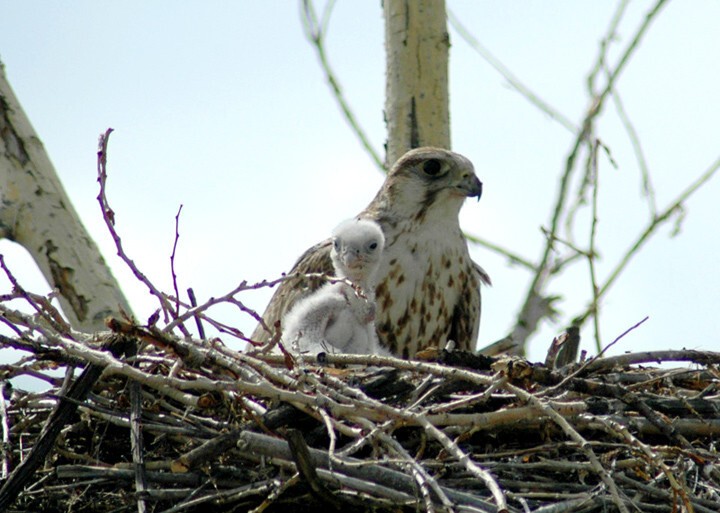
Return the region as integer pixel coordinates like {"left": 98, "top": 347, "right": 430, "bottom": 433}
{"left": 384, "top": 0, "right": 450, "bottom": 167}
{"left": 0, "top": 62, "right": 131, "bottom": 331}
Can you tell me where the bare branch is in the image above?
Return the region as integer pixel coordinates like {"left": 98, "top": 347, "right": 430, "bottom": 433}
{"left": 301, "top": 0, "right": 384, "bottom": 171}
{"left": 572, "top": 155, "right": 720, "bottom": 324}
{"left": 96, "top": 130, "right": 191, "bottom": 337}
{"left": 510, "top": 0, "right": 672, "bottom": 349}
{"left": 587, "top": 141, "right": 602, "bottom": 351}
{"left": 503, "top": 381, "right": 630, "bottom": 513}
{"left": 596, "top": 0, "right": 670, "bottom": 109}
{"left": 186, "top": 288, "right": 206, "bottom": 340}
{"left": 611, "top": 90, "right": 656, "bottom": 217}
{"left": 0, "top": 255, "right": 73, "bottom": 338}
{"left": 170, "top": 205, "right": 184, "bottom": 322}
{"left": 447, "top": 9, "right": 578, "bottom": 135}
{"left": 464, "top": 231, "right": 536, "bottom": 271}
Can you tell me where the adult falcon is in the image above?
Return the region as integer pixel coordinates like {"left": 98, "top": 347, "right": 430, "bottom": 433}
{"left": 252, "top": 147, "right": 490, "bottom": 358}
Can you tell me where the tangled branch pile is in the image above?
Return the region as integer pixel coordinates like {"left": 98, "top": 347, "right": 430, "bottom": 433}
{"left": 1, "top": 293, "right": 719, "bottom": 513}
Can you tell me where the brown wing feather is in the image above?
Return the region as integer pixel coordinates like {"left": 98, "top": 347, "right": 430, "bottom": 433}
{"left": 449, "top": 261, "right": 489, "bottom": 351}
{"left": 250, "top": 239, "right": 334, "bottom": 343}
{"left": 474, "top": 262, "right": 492, "bottom": 287}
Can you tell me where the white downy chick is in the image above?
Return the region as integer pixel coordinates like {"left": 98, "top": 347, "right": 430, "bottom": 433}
{"left": 282, "top": 218, "right": 388, "bottom": 356}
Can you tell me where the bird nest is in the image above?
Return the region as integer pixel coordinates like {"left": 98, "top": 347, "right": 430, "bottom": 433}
{"left": 1, "top": 311, "right": 719, "bottom": 513}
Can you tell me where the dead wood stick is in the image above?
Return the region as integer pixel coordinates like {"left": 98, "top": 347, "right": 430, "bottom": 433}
{"left": 251, "top": 352, "right": 495, "bottom": 388}
{"left": 415, "top": 415, "right": 509, "bottom": 513}
{"left": 316, "top": 468, "right": 416, "bottom": 504}
{"left": 156, "top": 480, "right": 276, "bottom": 513}
{"left": 504, "top": 382, "right": 630, "bottom": 513}
{"left": 597, "top": 417, "right": 696, "bottom": 512}
{"left": 613, "top": 389, "right": 694, "bottom": 450}
{"left": 171, "top": 432, "right": 238, "bottom": 473}
{"left": 568, "top": 374, "right": 697, "bottom": 450}
{"left": 186, "top": 288, "right": 206, "bottom": 340}
{"left": 358, "top": 418, "right": 454, "bottom": 510}
{"left": 57, "top": 465, "right": 200, "bottom": 486}
{"left": 615, "top": 472, "right": 718, "bottom": 513}
{"left": 0, "top": 334, "right": 133, "bottom": 510}
{"left": 283, "top": 428, "right": 343, "bottom": 510}
{"left": 578, "top": 416, "right": 720, "bottom": 438}
{"left": 0, "top": 383, "right": 10, "bottom": 479}
{"left": 129, "top": 340, "right": 149, "bottom": 513}
{"left": 0, "top": 333, "right": 83, "bottom": 367}
{"left": 235, "top": 429, "right": 503, "bottom": 512}
{"left": 580, "top": 350, "right": 720, "bottom": 374}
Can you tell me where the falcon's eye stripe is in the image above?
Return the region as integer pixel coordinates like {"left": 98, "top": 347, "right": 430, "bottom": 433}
{"left": 422, "top": 159, "right": 443, "bottom": 177}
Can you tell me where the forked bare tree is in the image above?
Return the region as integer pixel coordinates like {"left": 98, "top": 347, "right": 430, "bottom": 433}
{"left": 0, "top": 63, "right": 130, "bottom": 331}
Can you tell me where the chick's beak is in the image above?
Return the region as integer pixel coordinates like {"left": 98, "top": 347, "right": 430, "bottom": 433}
{"left": 342, "top": 251, "right": 362, "bottom": 269}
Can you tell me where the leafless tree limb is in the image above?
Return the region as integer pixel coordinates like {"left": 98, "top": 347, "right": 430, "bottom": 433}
{"left": 447, "top": 9, "right": 578, "bottom": 135}
{"left": 507, "top": 0, "right": 685, "bottom": 350}
{"left": 96, "top": 129, "right": 189, "bottom": 336}
{"left": 301, "top": 0, "right": 384, "bottom": 171}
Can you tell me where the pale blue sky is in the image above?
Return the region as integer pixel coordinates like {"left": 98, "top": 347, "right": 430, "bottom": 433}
{"left": 1, "top": 1, "right": 718, "bottom": 364}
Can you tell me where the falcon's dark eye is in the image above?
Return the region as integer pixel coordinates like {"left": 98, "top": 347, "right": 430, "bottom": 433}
{"left": 368, "top": 242, "right": 378, "bottom": 251}
{"left": 422, "top": 159, "right": 443, "bottom": 177}
{"left": 333, "top": 239, "right": 341, "bottom": 251}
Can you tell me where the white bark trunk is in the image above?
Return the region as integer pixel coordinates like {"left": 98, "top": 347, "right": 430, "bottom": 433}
{"left": 384, "top": 0, "right": 450, "bottom": 167}
{"left": 0, "top": 62, "right": 131, "bottom": 331}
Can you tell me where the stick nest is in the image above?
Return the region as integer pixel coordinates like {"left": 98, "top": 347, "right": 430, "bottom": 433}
{"left": 1, "top": 313, "right": 719, "bottom": 513}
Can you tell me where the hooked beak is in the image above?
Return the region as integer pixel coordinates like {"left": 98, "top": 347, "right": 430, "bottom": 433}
{"left": 457, "top": 174, "right": 483, "bottom": 200}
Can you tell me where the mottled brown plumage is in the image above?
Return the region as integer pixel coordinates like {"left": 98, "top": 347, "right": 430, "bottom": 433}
{"left": 252, "top": 147, "right": 490, "bottom": 357}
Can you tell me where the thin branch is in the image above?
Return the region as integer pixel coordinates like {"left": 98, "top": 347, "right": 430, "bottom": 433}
{"left": 447, "top": 9, "right": 578, "bottom": 135}
{"left": 503, "top": 381, "right": 630, "bottom": 513}
{"left": 612, "top": 89, "right": 656, "bottom": 217}
{"left": 170, "top": 204, "right": 184, "bottom": 320}
{"left": 0, "top": 255, "right": 73, "bottom": 338}
{"left": 564, "top": 0, "right": 628, "bottom": 248}
{"left": 595, "top": 0, "right": 670, "bottom": 110}
{"left": 464, "top": 231, "right": 536, "bottom": 271}
{"left": 511, "top": 0, "right": 671, "bottom": 348}
{"left": 588, "top": 141, "right": 602, "bottom": 351}
{"left": 300, "top": 0, "right": 384, "bottom": 171}
{"left": 572, "top": 154, "right": 720, "bottom": 324}
{"left": 416, "top": 415, "right": 508, "bottom": 512}
{"left": 128, "top": 340, "right": 148, "bottom": 513}
{"left": 542, "top": 316, "right": 649, "bottom": 395}
{"left": 597, "top": 416, "right": 695, "bottom": 512}
{"left": 0, "top": 385, "right": 9, "bottom": 480}
{"left": 586, "top": 0, "right": 630, "bottom": 96}
{"left": 363, "top": 418, "right": 453, "bottom": 511}
{"left": 96, "top": 129, "right": 190, "bottom": 337}
{"left": 161, "top": 271, "right": 353, "bottom": 342}
{"left": 186, "top": 288, "right": 206, "bottom": 340}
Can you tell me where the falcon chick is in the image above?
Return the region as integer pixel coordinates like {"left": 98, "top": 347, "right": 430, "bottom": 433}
{"left": 281, "top": 219, "right": 387, "bottom": 356}
{"left": 254, "top": 147, "right": 490, "bottom": 358}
